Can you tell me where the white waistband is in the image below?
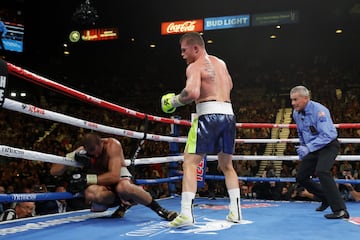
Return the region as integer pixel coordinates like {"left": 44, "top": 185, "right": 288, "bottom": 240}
{"left": 196, "top": 101, "right": 234, "bottom": 116}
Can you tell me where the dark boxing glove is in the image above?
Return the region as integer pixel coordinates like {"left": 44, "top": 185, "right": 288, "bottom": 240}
{"left": 74, "top": 150, "right": 92, "bottom": 169}
{"left": 67, "top": 173, "right": 98, "bottom": 194}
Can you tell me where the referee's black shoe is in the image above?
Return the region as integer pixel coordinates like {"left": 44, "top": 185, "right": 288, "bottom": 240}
{"left": 324, "top": 209, "right": 350, "bottom": 219}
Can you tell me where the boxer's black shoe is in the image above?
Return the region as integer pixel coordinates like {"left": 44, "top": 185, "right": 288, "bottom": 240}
{"left": 316, "top": 202, "right": 329, "bottom": 212}
{"left": 156, "top": 207, "right": 178, "bottom": 221}
{"left": 111, "top": 204, "right": 131, "bottom": 218}
{"left": 324, "top": 210, "right": 350, "bottom": 219}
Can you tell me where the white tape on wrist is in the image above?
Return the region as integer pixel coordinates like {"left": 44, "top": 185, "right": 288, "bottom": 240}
{"left": 120, "top": 167, "right": 133, "bottom": 178}
{"left": 86, "top": 174, "right": 98, "bottom": 185}
{"left": 170, "top": 94, "right": 185, "bottom": 107}
{"left": 65, "top": 151, "right": 76, "bottom": 160}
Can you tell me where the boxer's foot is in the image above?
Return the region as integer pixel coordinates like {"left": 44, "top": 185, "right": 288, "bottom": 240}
{"left": 167, "top": 214, "right": 194, "bottom": 228}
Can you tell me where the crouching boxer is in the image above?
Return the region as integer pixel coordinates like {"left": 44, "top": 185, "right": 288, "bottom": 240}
{"left": 50, "top": 133, "right": 178, "bottom": 221}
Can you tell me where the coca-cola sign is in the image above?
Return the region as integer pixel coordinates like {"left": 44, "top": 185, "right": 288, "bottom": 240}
{"left": 161, "top": 19, "right": 204, "bottom": 35}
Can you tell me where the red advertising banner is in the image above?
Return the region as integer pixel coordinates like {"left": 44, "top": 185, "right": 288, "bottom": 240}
{"left": 81, "top": 28, "right": 118, "bottom": 41}
{"left": 161, "top": 19, "right": 204, "bottom": 35}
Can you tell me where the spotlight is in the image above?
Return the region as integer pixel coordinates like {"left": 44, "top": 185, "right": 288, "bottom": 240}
{"left": 72, "top": 0, "right": 99, "bottom": 26}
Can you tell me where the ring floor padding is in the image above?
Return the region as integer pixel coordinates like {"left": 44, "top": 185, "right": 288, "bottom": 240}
{"left": 0, "top": 196, "right": 359, "bottom": 240}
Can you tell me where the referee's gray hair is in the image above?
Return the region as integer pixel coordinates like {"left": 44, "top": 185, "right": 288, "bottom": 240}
{"left": 290, "top": 86, "right": 310, "bottom": 98}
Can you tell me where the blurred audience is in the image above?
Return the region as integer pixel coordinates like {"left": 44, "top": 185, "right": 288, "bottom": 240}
{"left": 0, "top": 61, "right": 359, "bottom": 216}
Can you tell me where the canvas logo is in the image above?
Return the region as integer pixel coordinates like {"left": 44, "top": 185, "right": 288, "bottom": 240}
{"left": 196, "top": 203, "right": 278, "bottom": 210}
{"left": 169, "top": 218, "right": 253, "bottom": 235}
{"left": 0, "top": 211, "right": 111, "bottom": 236}
{"left": 125, "top": 217, "right": 253, "bottom": 237}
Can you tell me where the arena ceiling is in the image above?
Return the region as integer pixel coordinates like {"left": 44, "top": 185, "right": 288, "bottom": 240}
{"left": 5, "top": 0, "right": 360, "bottom": 58}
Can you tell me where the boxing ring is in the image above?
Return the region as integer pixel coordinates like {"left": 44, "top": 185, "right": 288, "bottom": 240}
{"left": 0, "top": 60, "right": 360, "bottom": 239}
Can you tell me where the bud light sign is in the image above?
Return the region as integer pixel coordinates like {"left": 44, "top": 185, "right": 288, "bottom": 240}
{"left": 204, "top": 14, "right": 250, "bottom": 30}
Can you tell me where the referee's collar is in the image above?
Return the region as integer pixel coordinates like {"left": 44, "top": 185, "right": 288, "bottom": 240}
{"left": 300, "top": 100, "right": 312, "bottom": 116}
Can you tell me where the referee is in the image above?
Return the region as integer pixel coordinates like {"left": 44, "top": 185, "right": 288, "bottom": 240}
{"left": 290, "top": 85, "right": 349, "bottom": 219}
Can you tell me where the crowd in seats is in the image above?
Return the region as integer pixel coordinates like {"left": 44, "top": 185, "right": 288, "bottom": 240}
{"left": 0, "top": 61, "right": 360, "bottom": 220}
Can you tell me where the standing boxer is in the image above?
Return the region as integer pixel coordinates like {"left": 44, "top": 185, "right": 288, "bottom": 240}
{"left": 161, "top": 32, "right": 241, "bottom": 227}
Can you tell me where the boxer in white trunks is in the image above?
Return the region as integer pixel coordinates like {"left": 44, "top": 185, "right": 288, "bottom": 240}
{"left": 161, "top": 32, "right": 242, "bottom": 228}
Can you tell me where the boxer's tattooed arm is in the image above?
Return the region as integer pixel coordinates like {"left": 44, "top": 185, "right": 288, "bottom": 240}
{"left": 179, "top": 89, "right": 193, "bottom": 104}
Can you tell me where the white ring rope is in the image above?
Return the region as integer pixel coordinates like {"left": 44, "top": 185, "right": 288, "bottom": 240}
{"left": 0, "top": 144, "right": 82, "bottom": 167}
{"left": 236, "top": 138, "right": 360, "bottom": 144}
{"left": 2, "top": 84, "right": 360, "bottom": 165}
{"left": 2, "top": 98, "right": 359, "bottom": 145}
{"left": 2, "top": 98, "right": 360, "bottom": 166}
{"left": 1, "top": 144, "right": 360, "bottom": 168}
{"left": 2, "top": 98, "right": 187, "bottom": 143}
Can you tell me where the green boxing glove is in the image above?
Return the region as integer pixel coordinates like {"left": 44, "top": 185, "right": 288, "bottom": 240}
{"left": 161, "top": 93, "right": 184, "bottom": 113}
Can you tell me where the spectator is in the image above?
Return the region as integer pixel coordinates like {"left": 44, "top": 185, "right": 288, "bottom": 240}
{"left": 0, "top": 201, "right": 35, "bottom": 221}
{"left": 0, "top": 17, "right": 7, "bottom": 51}
{"left": 338, "top": 169, "right": 360, "bottom": 202}
{"left": 252, "top": 169, "right": 283, "bottom": 200}
{"left": 289, "top": 185, "right": 321, "bottom": 202}
{"left": 343, "top": 183, "right": 360, "bottom": 202}
{"left": 0, "top": 185, "right": 5, "bottom": 214}
{"left": 35, "top": 184, "right": 69, "bottom": 215}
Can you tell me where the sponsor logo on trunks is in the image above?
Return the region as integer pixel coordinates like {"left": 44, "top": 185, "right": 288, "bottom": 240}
{"left": 196, "top": 158, "right": 206, "bottom": 185}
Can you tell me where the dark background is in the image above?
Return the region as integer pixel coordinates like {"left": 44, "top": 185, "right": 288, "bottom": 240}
{"left": 1, "top": 0, "right": 360, "bottom": 110}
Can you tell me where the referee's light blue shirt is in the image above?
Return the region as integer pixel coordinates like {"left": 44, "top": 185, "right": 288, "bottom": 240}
{"left": 293, "top": 100, "right": 337, "bottom": 152}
